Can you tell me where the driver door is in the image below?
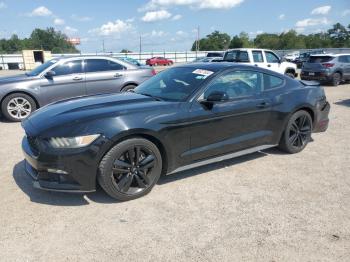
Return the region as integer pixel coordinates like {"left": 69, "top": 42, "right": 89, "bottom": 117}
{"left": 187, "top": 69, "right": 273, "bottom": 161}
{"left": 40, "top": 59, "right": 86, "bottom": 104}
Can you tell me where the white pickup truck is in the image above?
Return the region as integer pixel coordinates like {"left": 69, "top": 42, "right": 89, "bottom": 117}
{"left": 223, "top": 48, "right": 298, "bottom": 78}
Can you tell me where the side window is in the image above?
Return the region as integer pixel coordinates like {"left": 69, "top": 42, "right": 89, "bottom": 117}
{"left": 237, "top": 51, "right": 249, "bottom": 62}
{"left": 339, "top": 55, "right": 350, "bottom": 63}
{"left": 203, "top": 70, "right": 262, "bottom": 100}
{"left": 264, "top": 74, "right": 284, "bottom": 90}
{"left": 85, "top": 59, "right": 124, "bottom": 73}
{"left": 252, "top": 51, "right": 264, "bottom": 63}
{"left": 224, "top": 51, "right": 238, "bottom": 61}
{"left": 52, "top": 60, "right": 83, "bottom": 76}
{"left": 265, "top": 51, "right": 280, "bottom": 63}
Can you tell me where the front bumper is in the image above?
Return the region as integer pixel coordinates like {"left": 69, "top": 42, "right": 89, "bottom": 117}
{"left": 22, "top": 136, "right": 108, "bottom": 193}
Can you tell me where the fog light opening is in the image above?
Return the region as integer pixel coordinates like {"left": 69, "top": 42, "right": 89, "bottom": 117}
{"left": 47, "top": 168, "right": 68, "bottom": 175}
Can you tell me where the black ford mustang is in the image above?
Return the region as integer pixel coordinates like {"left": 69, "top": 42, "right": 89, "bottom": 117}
{"left": 21, "top": 63, "right": 330, "bottom": 201}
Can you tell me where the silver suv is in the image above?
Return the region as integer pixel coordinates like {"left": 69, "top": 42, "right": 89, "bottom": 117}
{"left": 301, "top": 54, "right": 350, "bottom": 86}
{"left": 0, "top": 56, "right": 156, "bottom": 121}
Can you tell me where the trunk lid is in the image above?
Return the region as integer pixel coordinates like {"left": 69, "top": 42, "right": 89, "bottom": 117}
{"left": 302, "top": 55, "right": 335, "bottom": 71}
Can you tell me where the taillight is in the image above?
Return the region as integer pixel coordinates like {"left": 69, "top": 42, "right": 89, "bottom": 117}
{"left": 322, "top": 63, "right": 334, "bottom": 68}
{"left": 151, "top": 69, "right": 156, "bottom": 75}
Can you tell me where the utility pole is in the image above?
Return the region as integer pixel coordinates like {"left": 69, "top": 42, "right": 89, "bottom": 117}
{"left": 139, "top": 35, "right": 142, "bottom": 61}
{"left": 197, "top": 26, "right": 200, "bottom": 52}
{"left": 102, "top": 39, "right": 105, "bottom": 53}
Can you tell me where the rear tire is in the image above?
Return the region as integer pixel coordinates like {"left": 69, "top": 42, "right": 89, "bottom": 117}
{"left": 98, "top": 138, "right": 162, "bottom": 201}
{"left": 278, "top": 110, "right": 312, "bottom": 154}
{"left": 1, "top": 93, "right": 36, "bottom": 122}
{"left": 331, "top": 72, "right": 341, "bottom": 86}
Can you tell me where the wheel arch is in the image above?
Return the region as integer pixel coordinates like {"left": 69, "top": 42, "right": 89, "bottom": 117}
{"left": 100, "top": 131, "right": 169, "bottom": 177}
{"left": 121, "top": 82, "right": 138, "bottom": 90}
{"left": 284, "top": 67, "right": 296, "bottom": 74}
{"left": 1, "top": 91, "right": 40, "bottom": 109}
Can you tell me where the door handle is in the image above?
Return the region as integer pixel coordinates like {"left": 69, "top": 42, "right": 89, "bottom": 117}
{"left": 267, "top": 64, "right": 271, "bottom": 67}
{"left": 256, "top": 101, "right": 270, "bottom": 108}
{"left": 254, "top": 64, "right": 258, "bottom": 67}
{"left": 72, "top": 76, "right": 83, "bottom": 81}
{"left": 114, "top": 73, "right": 123, "bottom": 78}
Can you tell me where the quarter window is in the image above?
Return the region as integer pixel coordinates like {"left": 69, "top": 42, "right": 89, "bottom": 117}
{"left": 265, "top": 51, "right": 280, "bottom": 63}
{"left": 203, "top": 70, "right": 263, "bottom": 99}
{"left": 252, "top": 51, "right": 264, "bottom": 63}
{"left": 85, "top": 59, "right": 124, "bottom": 73}
{"left": 52, "top": 60, "right": 83, "bottom": 76}
{"left": 339, "top": 55, "right": 350, "bottom": 63}
{"left": 264, "top": 74, "right": 284, "bottom": 90}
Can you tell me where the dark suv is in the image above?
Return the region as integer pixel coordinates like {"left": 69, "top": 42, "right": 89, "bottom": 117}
{"left": 300, "top": 54, "right": 350, "bottom": 86}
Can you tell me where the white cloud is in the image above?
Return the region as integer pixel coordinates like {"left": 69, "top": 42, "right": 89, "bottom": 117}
{"left": 54, "top": 18, "right": 65, "bottom": 25}
{"left": 342, "top": 9, "right": 350, "bottom": 17}
{"left": 311, "top": 5, "right": 331, "bottom": 15}
{"left": 278, "top": 14, "right": 285, "bottom": 20}
{"left": 89, "top": 19, "right": 133, "bottom": 36}
{"left": 295, "top": 27, "right": 305, "bottom": 33}
{"left": 140, "top": 0, "right": 243, "bottom": 11}
{"left": 176, "top": 30, "right": 187, "bottom": 36}
{"left": 0, "top": 2, "right": 7, "bottom": 9}
{"left": 172, "top": 14, "right": 182, "bottom": 20}
{"left": 64, "top": 26, "right": 78, "bottom": 35}
{"left": 198, "top": 0, "right": 243, "bottom": 9}
{"left": 295, "top": 17, "right": 329, "bottom": 27}
{"left": 71, "top": 14, "right": 92, "bottom": 22}
{"left": 29, "top": 6, "right": 52, "bottom": 17}
{"left": 141, "top": 10, "right": 172, "bottom": 22}
{"left": 249, "top": 30, "right": 264, "bottom": 37}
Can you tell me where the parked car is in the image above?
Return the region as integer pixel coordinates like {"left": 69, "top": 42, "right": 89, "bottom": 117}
{"left": 295, "top": 50, "right": 326, "bottom": 68}
{"left": 192, "top": 57, "right": 223, "bottom": 62}
{"left": 118, "top": 57, "right": 143, "bottom": 66}
{"left": 146, "top": 57, "right": 173, "bottom": 66}
{"left": 0, "top": 56, "right": 156, "bottom": 122}
{"left": 300, "top": 54, "right": 350, "bottom": 86}
{"left": 22, "top": 63, "right": 330, "bottom": 201}
{"left": 223, "top": 48, "right": 297, "bottom": 78}
{"left": 206, "top": 52, "right": 224, "bottom": 58}
{"left": 283, "top": 52, "right": 300, "bottom": 62}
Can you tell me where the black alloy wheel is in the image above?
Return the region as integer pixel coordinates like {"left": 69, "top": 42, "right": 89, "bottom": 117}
{"left": 98, "top": 138, "right": 162, "bottom": 201}
{"left": 279, "top": 110, "right": 312, "bottom": 154}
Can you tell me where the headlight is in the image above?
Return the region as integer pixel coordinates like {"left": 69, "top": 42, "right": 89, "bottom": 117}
{"left": 48, "top": 134, "right": 100, "bottom": 148}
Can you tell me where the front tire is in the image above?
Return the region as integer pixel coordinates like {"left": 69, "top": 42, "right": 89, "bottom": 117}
{"left": 278, "top": 110, "right": 312, "bottom": 154}
{"left": 285, "top": 71, "right": 295, "bottom": 79}
{"left": 121, "top": 85, "right": 136, "bottom": 92}
{"left": 1, "top": 93, "right": 36, "bottom": 122}
{"left": 98, "top": 138, "right": 162, "bottom": 201}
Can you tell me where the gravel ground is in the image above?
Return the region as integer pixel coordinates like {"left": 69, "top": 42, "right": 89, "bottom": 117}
{"left": 0, "top": 70, "right": 349, "bottom": 261}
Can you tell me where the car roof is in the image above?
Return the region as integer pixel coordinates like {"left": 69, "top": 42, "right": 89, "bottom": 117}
{"left": 225, "top": 48, "right": 273, "bottom": 52}
{"left": 175, "top": 62, "right": 273, "bottom": 73}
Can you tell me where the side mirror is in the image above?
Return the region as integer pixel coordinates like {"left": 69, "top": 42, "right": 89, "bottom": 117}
{"left": 44, "top": 70, "right": 56, "bottom": 79}
{"left": 206, "top": 91, "right": 229, "bottom": 102}
{"left": 199, "top": 91, "right": 228, "bottom": 110}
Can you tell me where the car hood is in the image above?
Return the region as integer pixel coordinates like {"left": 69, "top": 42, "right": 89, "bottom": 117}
{"left": 22, "top": 93, "right": 174, "bottom": 136}
{"left": 0, "top": 74, "right": 34, "bottom": 84}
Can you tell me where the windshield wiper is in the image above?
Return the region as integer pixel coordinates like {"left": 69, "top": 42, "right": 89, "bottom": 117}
{"left": 137, "top": 92, "right": 163, "bottom": 101}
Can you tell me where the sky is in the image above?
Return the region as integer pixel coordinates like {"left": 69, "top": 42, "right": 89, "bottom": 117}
{"left": 0, "top": 0, "right": 349, "bottom": 52}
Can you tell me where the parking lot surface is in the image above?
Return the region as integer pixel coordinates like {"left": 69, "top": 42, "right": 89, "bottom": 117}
{"left": 0, "top": 69, "right": 349, "bottom": 261}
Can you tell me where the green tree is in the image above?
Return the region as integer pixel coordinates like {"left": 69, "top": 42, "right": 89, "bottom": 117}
{"left": 0, "top": 27, "right": 79, "bottom": 54}
{"left": 191, "top": 31, "right": 231, "bottom": 51}
{"left": 328, "top": 23, "right": 350, "bottom": 47}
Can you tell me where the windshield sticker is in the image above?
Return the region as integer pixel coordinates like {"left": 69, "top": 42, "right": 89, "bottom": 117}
{"left": 192, "top": 69, "right": 214, "bottom": 78}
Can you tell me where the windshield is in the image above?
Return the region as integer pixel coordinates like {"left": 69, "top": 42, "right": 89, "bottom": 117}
{"left": 26, "top": 59, "right": 57, "bottom": 76}
{"left": 308, "top": 56, "right": 334, "bottom": 63}
{"left": 134, "top": 67, "right": 215, "bottom": 101}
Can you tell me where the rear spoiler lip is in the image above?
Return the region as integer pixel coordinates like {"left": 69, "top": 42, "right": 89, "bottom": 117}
{"left": 300, "top": 80, "right": 321, "bottom": 86}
